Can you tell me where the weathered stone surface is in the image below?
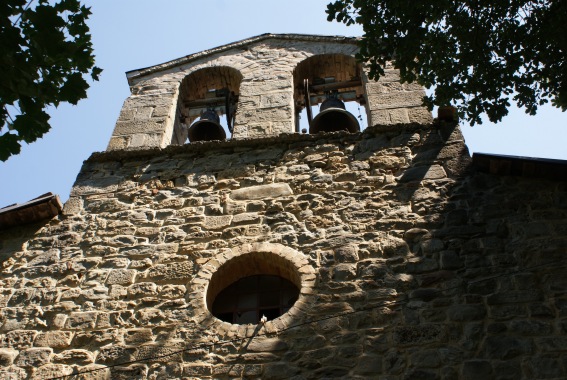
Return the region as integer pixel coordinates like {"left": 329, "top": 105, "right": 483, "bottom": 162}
{"left": 145, "top": 261, "right": 193, "bottom": 282}
{"left": 1, "top": 331, "right": 37, "bottom": 349}
{"left": 230, "top": 183, "right": 293, "bottom": 200}
{"left": 263, "top": 363, "right": 300, "bottom": 380}
{"left": 0, "top": 366, "right": 27, "bottom": 380}
{"left": 14, "top": 348, "right": 52, "bottom": 368}
{"left": 0, "top": 348, "right": 18, "bottom": 367}
{"left": 53, "top": 349, "right": 95, "bottom": 365}
{"left": 247, "top": 338, "right": 288, "bottom": 352}
{"left": 106, "top": 269, "right": 136, "bottom": 285}
{"left": 232, "top": 212, "right": 262, "bottom": 225}
{"left": 399, "top": 164, "right": 447, "bottom": 182}
{"left": 65, "top": 312, "right": 98, "bottom": 329}
{"left": 482, "top": 336, "right": 533, "bottom": 359}
{"left": 204, "top": 215, "right": 233, "bottom": 229}
{"left": 32, "top": 364, "right": 74, "bottom": 379}
{"left": 183, "top": 364, "right": 212, "bottom": 377}
{"left": 447, "top": 305, "right": 486, "bottom": 321}
{"left": 394, "top": 325, "right": 442, "bottom": 345}
{"left": 34, "top": 331, "right": 73, "bottom": 349}
{"left": 462, "top": 360, "right": 493, "bottom": 380}
{"left": 440, "top": 250, "right": 463, "bottom": 269}
{"left": 97, "top": 346, "right": 135, "bottom": 365}
{"left": 1, "top": 44, "right": 566, "bottom": 380}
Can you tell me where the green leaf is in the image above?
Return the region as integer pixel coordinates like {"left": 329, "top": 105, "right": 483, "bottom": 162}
{"left": 0, "top": 0, "right": 101, "bottom": 161}
{"left": 326, "top": 0, "right": 567, "bottom": 124}
{"left": 0, "top": 132, "right": 21, "bottom": 161}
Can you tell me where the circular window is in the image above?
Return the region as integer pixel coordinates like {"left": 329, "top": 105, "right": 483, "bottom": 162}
{"left": 206, "top": 250, "right": 303, "bottom": 325}
{"left": 212, "top": 275, "right": 299, "bottom": 324}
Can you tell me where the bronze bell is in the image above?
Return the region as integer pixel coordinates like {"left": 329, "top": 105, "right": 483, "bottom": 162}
{"left": 310, "top": 97, "right": 360, "bottom": 134}
{"left": 188, "top": 109, "right": 226, "bottom": 142}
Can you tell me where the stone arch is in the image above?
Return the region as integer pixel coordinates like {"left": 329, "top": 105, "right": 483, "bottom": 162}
{"left": 173, "top": 66, "right": 243, "bottom": 143}
{"left": 293, "top": 53, "right": 368, "bottom": 133}
{"left": 189, "top": 243, "right": 315, "bottom": 338}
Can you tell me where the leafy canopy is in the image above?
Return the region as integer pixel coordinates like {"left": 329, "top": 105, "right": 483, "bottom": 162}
{"left": 0, "top": 0, "right": 101, "bottom": 161}
{"left": 327, "top": 0, "right": 567, "bottom": 124}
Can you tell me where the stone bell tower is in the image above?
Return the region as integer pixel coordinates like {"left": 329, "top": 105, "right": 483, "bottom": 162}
{"left": 107, "top": 34, "right": 431, "bottom": 150}
{"left": 2, "top": 33, "right": 567, "bottom": 380}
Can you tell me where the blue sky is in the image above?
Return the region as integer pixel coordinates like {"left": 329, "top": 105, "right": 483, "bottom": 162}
{"left": 1, "top": 0, "right": 565, "bottom": 207}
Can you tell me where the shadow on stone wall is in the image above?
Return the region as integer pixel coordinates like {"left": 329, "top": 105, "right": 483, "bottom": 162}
{"left": 2, "top": 123, "right": 567, "bottom": 379}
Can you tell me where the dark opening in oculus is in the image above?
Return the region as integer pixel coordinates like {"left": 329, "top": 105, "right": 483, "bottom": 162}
{"left": 212, "top": 274, "right": 299, "bottom": 324}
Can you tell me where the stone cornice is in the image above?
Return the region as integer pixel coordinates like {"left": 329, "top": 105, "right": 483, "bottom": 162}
{"left": 86, "top": 122, "right": 439, "bottom": 164}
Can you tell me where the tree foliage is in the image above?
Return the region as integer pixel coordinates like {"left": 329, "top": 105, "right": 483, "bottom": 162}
{"left": 0, "top": 0, "right": 101, "bottom": 161}
{"left": 327, "top": 0, "right": 567, "bottom": 124}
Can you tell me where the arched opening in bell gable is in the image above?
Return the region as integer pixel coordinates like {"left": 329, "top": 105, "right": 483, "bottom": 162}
{"left": 293, "top": 54, "right": 368, "bottom": 135}
{"left": 174, "top": 66, "right": 243, "bottom": 143}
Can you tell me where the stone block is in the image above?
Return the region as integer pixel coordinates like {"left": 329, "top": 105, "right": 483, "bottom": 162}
{"left": 405, "top": 258, "right": 439, "bottom": 274}
{"left": 128, "top": 282, "right": 158, "bottom": 298}
{"left": 113, "top": 119, "right": 166, "bottom": 136}
{"left": 260, "top": 92, "right": 292, "bottom": 108}
{"left": 230, "top": 183, "right": 293, "bottom": 200}
{"left": 481, "top": 336, "right": 533, "bottom": 359}
{"left": 124, "top": 329, "right": 154, "bottom": 345}
{"left": 15, "top": 348, "right": 52, "bottom": 368}
{"left": 263, "top": 363, "right": 300, "bottom": 380}
{"left": 1, "top": 330, "right": 37, "bottom": 349}
{"left": 440, "top": 250, "right": 463, "bottom": 269}
{"left": 420, "top": 238, "right": 445, "bottom": 254}
{"left": 121, "top": 243, "right": 179, "bottom": 257}
{"left": 146, "top": 261, "right": 193, "bottom": 282}
{"left": 369, "top": 109, "right": 391, "bottom": 125}
{"left": 32, "top": 364, "right": 74, "bottom": 379}
{"left": 106, "top": 269, "right": 137, "bottom": 285}
{"left": 232, "top": 212, "right": 262, "bottom": 225}
{"left": 62, "top": 197, "right": 84, "bottom": 215}
{"left": 66, "top": 312, "right": 98, "bottom": 329}
{"left": 408, "top": 107, "right": 434, "bottom": 123}
{"left": 97, "top": 346, "right": 136, "bottom": 366}
{"left": 334, "top": 244, "right": 359, "bottom": 263}
{"left": 447, "top": 305, "right": 486, "bottom": 321}
{"left": 409, "top": 288, "right": 440, "bottom": 301}
{"left": 536, "top": 337, "right": 567, "bottom": 352}
{"left": 106, "top": 135, "right": 130, "bottom": 150}
{"left": 53, "top": 349, "right": 95, "bottom": 365}
{"left": 247, "top": 338, "right": 289, "bottom": 352}
{"left": 388, "top": 108, "right": 410, "bottom": 124}
{"left": 34, "top": 331, "right": 73, "bottom": 349}
{"left": 487, "top": 290, "right": 542, "bottom": 305}
{"left": 128, "top": 132, "right": 166, "bottom": 149}
{"left": 509, "top": 320, "right": 552, "bottom": 335}
{"left": 110, "top": 364, "right": 148, "bottom": 379}
{"left": 399, "top": 164, "right": 447, "bottom": 182}
{"left": 238, "top": 79, "right": 291, "bottom": 96}
{"left": 332, "top": 263, "right": 357, "bottom": 281}
{"left": 204, "top": 215, "right": 233, "bottom": 229}
{"left": 134, "top": 344, "right": 183, "bottom": 363}
{"left": 0, "top": 349, "right": 18, "bottom": 367}
{"left": 159, "top": 284, "right": 186, "bottom": 298}
{"left": 527, "top": 356, "right": 564, "bottom": 379}
{"left": 368, "top": 91, "right": 425, "bottom": 110}
{"left": 462, "top": 360, "right": 493, "bottom": 380}
{"left": 394, "top": 325, "right": 442, "bottom": 345}
{"left": 183, "top": 364, "right": 212, "bottom": 377}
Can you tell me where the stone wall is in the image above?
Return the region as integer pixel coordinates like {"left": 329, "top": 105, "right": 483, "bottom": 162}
{"left": 108, "top": 35, "right": 432, "bottom": 151}
{"left": 1, "top": 122, "right": 566, "bottom": 379}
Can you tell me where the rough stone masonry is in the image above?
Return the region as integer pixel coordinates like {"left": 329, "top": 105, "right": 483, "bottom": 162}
{"left": 0, "top": 34, "right": 566, "bottom": 379}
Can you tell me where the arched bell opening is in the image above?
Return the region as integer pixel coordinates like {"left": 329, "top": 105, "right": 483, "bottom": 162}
{"left": 175, "top": 66, "right": 243, "bottom": 143}
{"left": 293, "top": 54, "right": 367, "bottom": 134}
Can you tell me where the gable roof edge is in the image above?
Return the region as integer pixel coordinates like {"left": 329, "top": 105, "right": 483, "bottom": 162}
{"left": 125, "top": 33, "right": 360, "bottom": 84}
